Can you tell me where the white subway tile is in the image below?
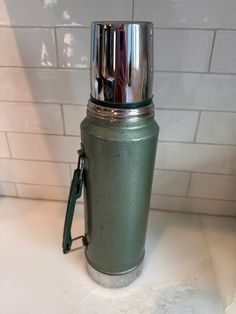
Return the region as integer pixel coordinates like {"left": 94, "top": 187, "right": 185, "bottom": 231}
{"left": 196, "top": 112, "right": 236, "bottom": 145}
{"left": 16, "top": 183, "right": 69, "bottom": 201}
{"left": 8, "top": 133, "right": 79, "bottom": 162}
{"left": 154, "top": 30, "right": 213, "bottom": 72}
{"left": 63, "top": 105, "right": 87, "bottom": 136}
{"left": 0, "top": 181, "right": 17, "bottom": 196}
{"left": 189, "top": 173, "right": 236, "bottom": 201}
{"left": 0, "top": 0, "right": 132, "bottom": 26}
{"left": 0, "top": 68, "right": 89, "bottom": 104}
{"left": 211, "top": 31, "right": 236, "bottom": 74}
{"left": 150, "top": 194, "right": 236, "bottom": 216}
{"left": 0, "top": 102, "right": 63, "bottom": 134}
{"left": 156, "top": 142, "right": 236, "bottom": 175}
{"left": 0, "top": 159, "right": 71, "bottom": 185}
{"left": 156, "top": 109, "right": 199, "bottom": 142}
{"left": 152, "top": 170, "right": 190, "bottom": 196}
{"left": 0, "top": 1, "right": 9, "bottom": 25}
{"left": 155, "top": 72, "right": 236, "bottom": 111}
{"left": 134, "top": 0, "right": 236, "bottom": 28}
{"left": 0, "top": 132, "right": 10, "bottom": 157}
{"left": 0, "top": 27, "right": 56, "bottom": 67}
{"left": 57, "top": 28, "right": 90, "bottom": 68}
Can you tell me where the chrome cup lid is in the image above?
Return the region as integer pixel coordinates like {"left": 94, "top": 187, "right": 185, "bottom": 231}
{"left": 90, "top": 21, "right": 153, "bottom": 106}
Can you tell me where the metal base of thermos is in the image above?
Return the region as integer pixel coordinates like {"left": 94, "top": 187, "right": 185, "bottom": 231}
{"left": 87, "top": 259, "right": 144, "bottom": 288}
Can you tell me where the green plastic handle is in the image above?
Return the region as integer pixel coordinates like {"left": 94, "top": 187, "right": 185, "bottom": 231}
{"left": 62, "top": 166, "right": 84, "bottom": 254}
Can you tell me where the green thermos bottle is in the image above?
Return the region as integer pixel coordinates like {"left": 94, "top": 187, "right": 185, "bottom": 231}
{"left": 63, "top": 21, "right": 159, "bottom": 288}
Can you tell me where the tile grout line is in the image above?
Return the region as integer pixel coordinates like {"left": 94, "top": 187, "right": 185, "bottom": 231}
{"left": 5, "top": 130, "right": 236, "bottom": 147}
{"left": 1, "top": 155, "right": 236, "bottom": 177}
{"left": 131, "top": 0, "right": 135, "bottom": 20}
{"left": 0, "top": 99, "right": 88, "bottom": 106}
{"left": 10, "top": 189, "right": 236, "bottom": 203}
{"left": 0, "top": 25, "right": 236, "bottom": 31}
{"left": 150, "top": 207, "right": 236, "bottom": 218}
{"left": 154, "top": 27, "right": 236, "bottom": 31}
{"left": 4, "top": 132, "right": 12, "bottom": 158}
{"left": 156, "top": 70, "right": 236, "bottom": 75}
{"left": 0, "top": 176, "right": 236, "bottom": 197}
{"left": 53, "top": 27, "right": 60, "bottom": 68}
{"left": 1, "top": 179, "right": 236, "bottom": 205}
{"left": 152, "top": 192, "right": 236, "bottom": 202}
{"left": 198, "top": 216, "right": 226, "bottom": 309}
{"left": 156, "top": 108, "right": 236, "bottom": 113}
{"left": 180, "top": 139, "right": 236, "bottom": 146}
{"left": 194, "top": 141, "right": 236, "bottom": 147}
{"left": 193, "top": 111, "right": 201, "bottom": 142}
{"left": 159, "top": 139, "right": 236, "bottom": 147}
{"left": 156, "top": 108, "right": 236, "bottom": 114}
{"left": 60, "top": 104, "right": 66, "bottom": 135}
{"left": 156, "top": 108, "right": 200, "bottom": 112}
{"left": 0, "top": 65, "right": 58, "bottom": 70}
{"left": 1, "top": 181, "right": 70, "bottom": 188}
{"left": 1, "top": 65, "right": 236, "bottom": 75}
{"left": 0, "top": 156, "right": 76, "bottom": 165}
{"left": 0, "top": 99, "right": 236, "bottom": 114}
{"left": 0, "top": 99, "right": 236, "bottom": 113}
{"left": 0, "top": 98, "right": 236, "bottom": 114}
{"left": 0, "top": 173, "right": 235, "bottom": 197}
{"left": 1, "top": 193, "right": 233, "bottom": 217}
{"left": 70, "top": 163, "right": 76, "bottom": 178}
{"left": 186, "top": 172, "right": 192, "bottom": 197}
{"left": 208, "top": 30, "right": 217, "bottom": 72}
{"left": 0, "top": 194, "right": 72, "bottom": 203}
{"left": 14, "top": 183, "right": 19, "bottom": 197}
{"left": 5, "top": 129, "right": 236, "bottom": 147}
{"left": 0, "top": 65, "right": 90, "bottom": 71}
{"left": 156, "top": 171, "right": 236, "bottom": 177}
{"left": 4, "top": 130, "right": 80, "bottom": 137}
{"left": 0, "top": 25, "right": 90, "bottom": 29}
{"left": 153, "top": 169, "right": 236, "bottom": 177}
{"left": 14, "top": 195, "right": 84, "bottom": 203}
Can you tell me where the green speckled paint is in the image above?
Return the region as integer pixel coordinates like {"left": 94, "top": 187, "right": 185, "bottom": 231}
{"left": 81, "top": 110, "right": 159, "bottom": 275}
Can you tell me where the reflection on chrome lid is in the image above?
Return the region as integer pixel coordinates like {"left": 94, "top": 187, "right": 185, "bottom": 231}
{"left": 90, "top": 21, "right": 153, "bottom": 105}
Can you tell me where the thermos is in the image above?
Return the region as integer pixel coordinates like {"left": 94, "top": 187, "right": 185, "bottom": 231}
{"left": 63, "top": 21, "right": 159, "bottom": 288}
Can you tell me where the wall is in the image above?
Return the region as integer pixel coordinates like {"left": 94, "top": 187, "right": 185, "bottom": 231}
{"left": 0, "top": 0, "right": 235, "bottom": 215}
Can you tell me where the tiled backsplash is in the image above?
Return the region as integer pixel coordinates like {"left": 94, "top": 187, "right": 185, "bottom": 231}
{"left": 0, "top": 0, "right": 235, "bottom": 215}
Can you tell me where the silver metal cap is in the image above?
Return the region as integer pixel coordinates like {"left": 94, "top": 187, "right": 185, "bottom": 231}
{"left": 90, "top": 21, "right": 153, "bottom": 105}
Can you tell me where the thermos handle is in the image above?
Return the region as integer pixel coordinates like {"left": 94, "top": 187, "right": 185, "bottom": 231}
{"left": 62, "top": 148, "right": 87, "bottom": 254}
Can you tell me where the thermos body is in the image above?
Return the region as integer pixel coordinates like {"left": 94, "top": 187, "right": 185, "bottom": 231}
{"left": 81, "top": 102, "right": 159, "bottom": 277}
{"left": 63, "top": 21, "right": 159, "bottom": 288}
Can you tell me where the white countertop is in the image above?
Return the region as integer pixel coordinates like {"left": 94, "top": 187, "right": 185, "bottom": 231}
{"left": 0, "top": 197, "right": 236, "bottom": 314}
